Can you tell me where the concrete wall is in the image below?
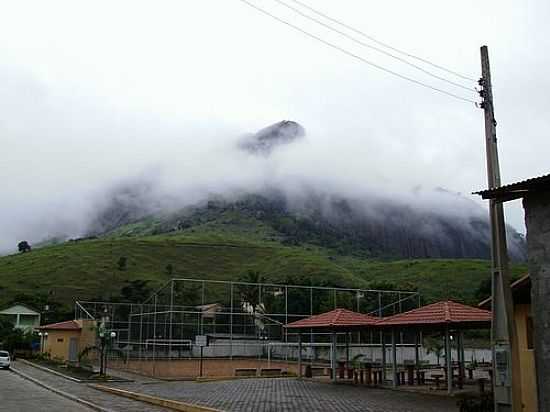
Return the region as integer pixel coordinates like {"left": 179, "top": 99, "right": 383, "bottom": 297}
{"left": 524, "top": 191, "right": 550, "bottom": 412}
{"left": 110, "top": 358, "right": 302, "bottom": 379}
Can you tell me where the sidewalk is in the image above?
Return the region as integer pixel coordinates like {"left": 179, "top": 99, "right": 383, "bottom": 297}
{"left": 11, "top": 361, "right": 169, "bottom": 412}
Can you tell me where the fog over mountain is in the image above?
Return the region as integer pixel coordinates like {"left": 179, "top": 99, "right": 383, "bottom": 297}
{"left": 79, "top": 121, "right": 525, "bottom": 261}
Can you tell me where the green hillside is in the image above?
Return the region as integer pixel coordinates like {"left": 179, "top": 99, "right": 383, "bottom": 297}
{"left": 0, "top": 231, "right": 527, "bottom": 318}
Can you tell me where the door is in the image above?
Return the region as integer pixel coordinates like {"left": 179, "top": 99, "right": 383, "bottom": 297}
{"left": 68, "top": 338, "right": 78, "bottom": 362}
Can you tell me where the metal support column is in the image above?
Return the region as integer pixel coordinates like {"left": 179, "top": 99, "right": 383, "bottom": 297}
{"left": 415, "top": 331, "right": 420, "bottom": 368}
{"left": 381, "top": 331, "right": 387, "bottom": 382}
{"left": 391, "top": 328, "right": 397, "bottom": 388}
{"left": 445, "top": 327, "right": 452, "bottom": 394}
{"left": 346, "top": 332, "right": 350, "bottom": 366}
{"left": 331, "top": 331, "right": 337, "bottom": 383}
{"left": 298, "top": 333, "right": 303, "bottom": 378}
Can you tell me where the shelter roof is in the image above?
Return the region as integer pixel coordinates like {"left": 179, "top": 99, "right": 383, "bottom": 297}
{"left": 474, "top": 173, "right": 550, "bottom": 202}
{"left": 38, "top": 320, "right": 81, "bottom": 331}
{"left": 377, "top": 300, "right": 491, "bottom": 328}
{"left": 0, "top": 304, "right": 40, "bottom": 316}
{"left": 285, "top": 308, "right": 380, "bottom": 329}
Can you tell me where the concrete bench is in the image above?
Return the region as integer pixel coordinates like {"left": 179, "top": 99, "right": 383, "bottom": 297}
{"left": 260, "top": 368, "right": 283, "bottom": 377}
{"left": 234, "top": 368, "right": 257, "bottom": 377}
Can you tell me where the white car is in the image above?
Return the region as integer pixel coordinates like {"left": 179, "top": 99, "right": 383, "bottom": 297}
{"left": 0, "top": 351, "right": 11, "bottom": 369}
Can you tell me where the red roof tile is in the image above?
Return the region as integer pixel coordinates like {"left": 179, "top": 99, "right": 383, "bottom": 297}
{"left": 378, "top": 301, "right": 491, "bottom": 327}
{"left": 39, "top": 320, "right": 81, "bottom": 331}
{"left": 285, "top": 308, "right": 380, "bottom": 329}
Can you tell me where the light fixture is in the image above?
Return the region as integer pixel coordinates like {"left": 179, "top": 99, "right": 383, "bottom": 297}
{"left": 110, "top": 331, "right": 116, "bottom": 338}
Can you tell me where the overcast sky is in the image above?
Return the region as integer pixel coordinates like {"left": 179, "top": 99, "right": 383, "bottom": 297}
{"left": 1, "top": 0, "right": 549, "bottom": 253}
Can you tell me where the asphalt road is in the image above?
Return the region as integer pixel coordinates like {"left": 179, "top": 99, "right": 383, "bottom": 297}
{"left": 0, "top": 369, "right": 94, "bottom": 411}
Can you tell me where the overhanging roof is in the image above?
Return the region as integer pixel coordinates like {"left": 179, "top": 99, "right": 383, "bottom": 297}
{"left": 479, "top": 273, "right": 530, "bottom": 308}
{"left": 474, "top": 173, "right": 550, "bottom": 202}
{"left": 285, "top": 308, "right": 380, "bottom": 330}
{"left": 377, "top": 300, "right": 491, "bottom": 329}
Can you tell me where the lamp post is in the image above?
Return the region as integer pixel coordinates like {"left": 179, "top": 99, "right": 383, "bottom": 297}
{"left": 98, "top": 330, "right": 117, "bottom": 376}
{"left": 38, "top": 331, "right": 48, "bottom": 353}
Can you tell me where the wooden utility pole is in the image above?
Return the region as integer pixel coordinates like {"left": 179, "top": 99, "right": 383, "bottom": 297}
{"left": 479, "top": 45, "right": 522, "bottom": 412}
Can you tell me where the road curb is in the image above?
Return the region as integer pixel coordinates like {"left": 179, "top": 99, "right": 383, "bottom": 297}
{"left": 90, "top": 384, "right": 224, "bottom": 412}
{"left": 19, "top": 358, "right": 82, "bottom": 382}
{"left": 19, "top": 359, "right": 133, "bottom": 383}
{"left": 10, "top": 366, "right": 114, "bottom": 412}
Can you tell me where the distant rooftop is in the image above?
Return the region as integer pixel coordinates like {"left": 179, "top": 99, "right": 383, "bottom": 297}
{"left": 38, "top": 320, "right": 81, "bottom": 331}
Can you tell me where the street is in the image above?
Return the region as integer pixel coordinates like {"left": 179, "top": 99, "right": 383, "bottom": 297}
{"left": 0, "top": 369, "right": 94, "bottom": 411}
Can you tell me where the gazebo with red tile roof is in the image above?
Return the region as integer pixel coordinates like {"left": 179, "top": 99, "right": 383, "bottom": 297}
{"left": 285, "top": 308, "right": 380, "bottom": 330}
{"left": 285, "top": 308, "right": 381, "bottom": 382}
{"left": 377, "top": 300, "right": 491, "bottom": 394}
{"left": 377, "top": 300, "right": 491, "bottom": 330}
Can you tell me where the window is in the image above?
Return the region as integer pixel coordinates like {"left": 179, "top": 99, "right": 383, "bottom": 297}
{"left": 57, "top": 338, "right": 64, "bottom": 343}
{"left": 526, "top": 316, "right": 534, "bottom": 350}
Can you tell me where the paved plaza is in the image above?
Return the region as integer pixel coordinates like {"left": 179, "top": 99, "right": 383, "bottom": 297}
{"left": 107, "top": 377, "right": 459, "bottom": 412}
{"left": 7, "top": 361, "right": 459, "bottom": 411}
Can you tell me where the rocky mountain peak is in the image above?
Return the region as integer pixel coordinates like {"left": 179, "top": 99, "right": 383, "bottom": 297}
{"left": 238, "top": 120, "right": 305, "bottom": 155}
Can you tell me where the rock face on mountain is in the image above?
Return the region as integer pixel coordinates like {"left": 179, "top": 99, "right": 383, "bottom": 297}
{"left": 87, "top": 185, "right": 527, "bottom": 261}
{"left": 238, "top": 120, "right": 305, "bottom": 155}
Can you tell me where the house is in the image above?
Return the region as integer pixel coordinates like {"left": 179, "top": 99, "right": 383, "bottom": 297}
{"left": 39, "top": 319, "right": 97, "bottom": 363}
{"left": 476, "top": 172, "right": 550, "bottom": 411}
{"left": 480, "top": 274, "right": 536, "bottom": 412}
{"left": 0, "top": 304, "right": 41, "bottom": 333}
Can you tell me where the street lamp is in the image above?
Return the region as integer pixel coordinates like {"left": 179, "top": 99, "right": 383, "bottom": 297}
{"left": 38, "top": 331, "right": 48, "bottom": 353}
{"left": 98, "top": 330, "right": 117, "bottom": 376}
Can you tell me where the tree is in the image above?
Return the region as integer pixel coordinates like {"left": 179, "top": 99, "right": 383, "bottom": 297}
{"left": 238, "top": 270, "right": 264, "bottom": 337}
{"left": 425, "top": 336, "right": 445, "bottom": 366}
{"left": 117, "top": 256, "right": 127, "bottom": 271}
{"left": 0, "top": 318, "right": 34, "bottom": 353}
{"left": 78, "top": 322, "right": 125, "bottom": 376}
{"left": 17, "top": 241, "right": 31, "bottom": 253}
{"left": 119, "top": 280, "right": 152, "bottom": 303}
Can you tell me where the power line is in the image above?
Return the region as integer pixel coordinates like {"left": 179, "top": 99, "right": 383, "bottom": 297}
{"left": 238, "top": 0, "right": 477, "bottom": 104}
{"left": 288, "top": 0, "right": 477, "bottom": 82}
{"left": 273, "top": 0, "right": 474, "bottom": 92}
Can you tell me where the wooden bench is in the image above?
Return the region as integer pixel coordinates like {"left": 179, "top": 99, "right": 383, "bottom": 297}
{"left": 260, "top": 368, "right": 283, "bottom": 377}
{"left": 310, "top": 367, "right": 326, "bottom": 376}
{"left": 234, "top": 368, "right": 257, "bottom": 377}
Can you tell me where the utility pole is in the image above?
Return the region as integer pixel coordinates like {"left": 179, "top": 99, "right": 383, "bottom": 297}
{"left": 479, "top": 45, "right": 522, "bottom": 412}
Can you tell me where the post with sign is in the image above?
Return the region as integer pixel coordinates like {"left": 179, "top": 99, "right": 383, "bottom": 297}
{"left": 196, "top": 335, "right": 209, "bottom": 377}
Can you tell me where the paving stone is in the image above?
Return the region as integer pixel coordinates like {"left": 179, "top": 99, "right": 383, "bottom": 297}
{"left": 107, "top": 377, "right": 459, "bottom": 412}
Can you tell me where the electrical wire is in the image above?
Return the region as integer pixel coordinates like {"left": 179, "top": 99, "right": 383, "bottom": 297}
{"left": 273, "top": 0, "right": 474, "bottom": 92}
{"left": 238, "top": 0, "right": 477, "bottom": 104}
{"left": 287, "top": 0, "right": 477, "bottom": 82}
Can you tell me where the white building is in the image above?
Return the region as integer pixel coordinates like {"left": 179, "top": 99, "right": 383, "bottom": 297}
{"left": 0, "top": 304, "right": 41, "bottom": 333}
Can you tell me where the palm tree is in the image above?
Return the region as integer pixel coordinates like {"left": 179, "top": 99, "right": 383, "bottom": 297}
{"left": 238, "top": 270, "right": 264, "bottom": 337}
{"left": 425, "top": 336, "right": 444, "bottom": 366}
